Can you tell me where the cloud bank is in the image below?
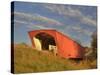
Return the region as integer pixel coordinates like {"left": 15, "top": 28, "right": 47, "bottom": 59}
{"left": 14, "top": 11, "right": 63, "bottom": 26}
{"left": 44, "top": 4, "right": 97, "bottom": 27}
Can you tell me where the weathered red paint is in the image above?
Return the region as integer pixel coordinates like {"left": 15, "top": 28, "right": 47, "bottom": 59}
{"left": 28, "top": 29, "right": 84, "bottom": 59}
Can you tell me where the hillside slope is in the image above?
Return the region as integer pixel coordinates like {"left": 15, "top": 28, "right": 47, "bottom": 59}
{"left": 13, "top": 44, "right": 97, "bottom": 74}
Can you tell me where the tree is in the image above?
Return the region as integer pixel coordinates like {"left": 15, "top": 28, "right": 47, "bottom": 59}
{"left": 91, "top": 31, "right": 97, "bottom": 59}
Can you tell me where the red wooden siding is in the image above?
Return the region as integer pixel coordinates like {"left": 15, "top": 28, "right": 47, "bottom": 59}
{"left": 28, "top": 29, "right": 84, "bottom": 59}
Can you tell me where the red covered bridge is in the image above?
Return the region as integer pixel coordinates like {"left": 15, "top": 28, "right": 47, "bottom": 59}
{"left": 28, "top": 29, "right": 85, "bottom": 59}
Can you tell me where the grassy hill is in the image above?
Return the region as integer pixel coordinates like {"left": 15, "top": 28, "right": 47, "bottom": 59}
{"left": 13, "top": 43, "right": 97, "bottom": 74}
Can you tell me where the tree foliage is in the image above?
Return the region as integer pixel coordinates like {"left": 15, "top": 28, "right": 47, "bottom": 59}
{"left": 91, "top": 31, "right": 97, "bottom": 59}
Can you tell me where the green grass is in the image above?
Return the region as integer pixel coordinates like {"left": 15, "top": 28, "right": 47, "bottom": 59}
{"left": 13, "top": 44, "right": 97, "bottom": 74}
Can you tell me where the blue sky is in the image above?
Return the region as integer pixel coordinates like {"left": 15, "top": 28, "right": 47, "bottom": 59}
{"left": 13, "top": 1, "right": 97, "bottom": 47}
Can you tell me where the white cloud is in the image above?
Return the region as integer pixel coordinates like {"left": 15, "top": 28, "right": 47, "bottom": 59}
{"left": 27, "top": 24, "right": 52, "bottom": 29}
{"left": 14, "top": 19, "right": 28, "bottom": 25}
{"left": 59, "top": 24, "right": 92, "bottom": 37}
{"left": 14, "top": 19, "right": 53, "bottom": 29}
{"left": 81, "top": 16, "right": 96, "bottom": 26}
{"left": 14, "top": 18, "right": 93, "bottom": 36}
{"left": 44, "top": 5, "right": 82, "bottom": 17}
{"left": 14, "top": 11, "right": 63, "bottom": 26}
{"left": 69, "top": 25, "right": 93, "bottom": 36}
{"left": 44, "top": 4, "right": 97, "bottom": 27}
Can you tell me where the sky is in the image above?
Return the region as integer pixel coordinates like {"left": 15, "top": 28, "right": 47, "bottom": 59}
{"left": 12, "top": 1, "right": 97, "bottom": 47}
